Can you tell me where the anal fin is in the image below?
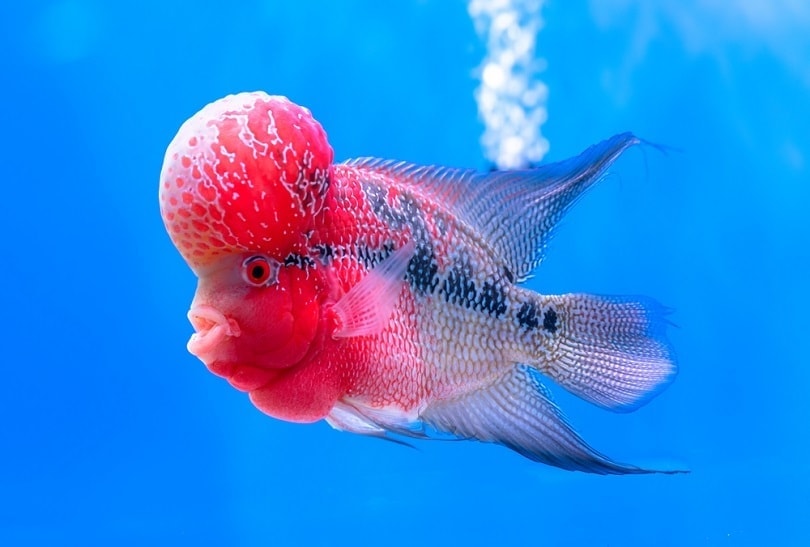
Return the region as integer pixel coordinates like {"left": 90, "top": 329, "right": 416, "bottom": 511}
{"left": 421, "top": 364, "right": 680, "bottom": 474}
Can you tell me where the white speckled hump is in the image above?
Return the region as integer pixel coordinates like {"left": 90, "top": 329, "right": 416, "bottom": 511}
{"left": 345, "top": 132, "right": 639, "bottom": 282}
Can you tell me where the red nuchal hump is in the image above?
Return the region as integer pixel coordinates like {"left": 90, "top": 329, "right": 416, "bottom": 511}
{"left": 159, "top": 92, "right": 334, "bottom": 267}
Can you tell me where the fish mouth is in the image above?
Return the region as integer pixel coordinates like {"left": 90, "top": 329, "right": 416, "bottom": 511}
{"left": 187, "top": 305, "right": 241, "bottom": 362}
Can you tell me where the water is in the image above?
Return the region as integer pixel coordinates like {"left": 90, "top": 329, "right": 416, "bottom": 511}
{"left": 2, "top": 1, "right": 808, "bottom": 544}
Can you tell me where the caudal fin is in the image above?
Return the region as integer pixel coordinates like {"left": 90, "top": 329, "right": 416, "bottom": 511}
{"left": 540, "top": 294, "right": 677, "bottom": 412}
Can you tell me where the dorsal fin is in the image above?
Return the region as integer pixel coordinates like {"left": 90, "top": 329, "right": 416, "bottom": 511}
{"left": 345, "top": 133, "right": 640, "bottom": 282}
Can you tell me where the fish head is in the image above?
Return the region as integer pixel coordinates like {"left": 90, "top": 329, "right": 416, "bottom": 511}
{"left": 184, "top": 252, "right": 325, "bottom": 391}
{"left": 159, "top": 92, "right": 333, "bottom": 391}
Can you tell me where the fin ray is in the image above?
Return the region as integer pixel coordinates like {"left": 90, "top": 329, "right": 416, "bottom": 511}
{"left": 345, "top": 133, "right": 639, "bottom": 281}
{"left": 542, "top": 294, "right": 677, "bottom": 412}
{"left": 421, "top": 364, "right": 673, "bottom": 474}
{"left": 326, "top": 399, "right": 430, "bottom": 440}
{"left": 331, "top": 241, "right": 415, "bottom": 338}
{"left": 325, "top": 402, "right": 420, "bottom": 449}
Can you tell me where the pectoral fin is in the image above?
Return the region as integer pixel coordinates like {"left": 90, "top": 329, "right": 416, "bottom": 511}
{"left": 331, "top": 241, "right": 415, "bottom": 338}
{"left": 422, "top": 364, "right": 681, "bottom": 474}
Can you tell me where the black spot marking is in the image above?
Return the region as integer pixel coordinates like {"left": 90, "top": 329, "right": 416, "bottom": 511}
{"left": 516, "top": 302, "right": 539, "bottom": 330}
{"left": 284, "top": 253, "right": 315, "bottom": 269}
{"left": 362, "top": 182, "right": 413, "bottom": 229}
{"left": 503, "top": 267, "right": 515, "bottom": 284}
{"left": 543, "top": 308, "right": 558, "bottom": 333}
{"left": 379, "top": 242, "right": 395, "bottom": 258}
{"left": 406, "top": 245, "right": 439, "bottom": 295}
{"left": 350, "top": 243, "right": 395, "bottom": 270}
{"left": 363, "top": 184, "right": 387, "bottom": 215}
{"left": 356, "top": 246, "right": 373, "bottom": 267}
{"left": 441, "top": 267, "right": 477, "bottom": 309}
{"left": 478, "top": 281, "right": 507, "bottom": 317}
{"left": 313, "top": 243, "right": 333, "bottom": 263}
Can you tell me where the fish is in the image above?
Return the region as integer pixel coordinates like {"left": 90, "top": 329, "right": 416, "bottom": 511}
{"left": 159, "top": 91, "right": 680, "bottom": 474}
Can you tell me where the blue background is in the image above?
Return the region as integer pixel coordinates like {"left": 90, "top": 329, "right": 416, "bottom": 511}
{"left": 2, "top": 1, "right": 808, "bottom": 545}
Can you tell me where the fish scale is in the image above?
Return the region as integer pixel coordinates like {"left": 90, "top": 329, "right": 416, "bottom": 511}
{"left": 315, "top": 168, "right": 566, "bottom": 403}
{"left": 313, "top": 171, "right": 530, "bottom": 404}
{"left": 159, "top": 92, "right": 682, "bottom": 474}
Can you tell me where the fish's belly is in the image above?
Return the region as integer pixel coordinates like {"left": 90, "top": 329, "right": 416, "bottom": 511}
{"left": 415, "top": 293, "right": 521, "bottom": 401}
{"left": 341, "top": 297, "right": 430, "bottom": 412}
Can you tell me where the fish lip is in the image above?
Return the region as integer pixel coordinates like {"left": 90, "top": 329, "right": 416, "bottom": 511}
{"left": 187, "top": 305, "right": 241, "bottom": 360}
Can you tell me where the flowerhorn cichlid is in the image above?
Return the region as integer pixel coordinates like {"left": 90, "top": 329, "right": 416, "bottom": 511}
{"left": 159, "top": 92, "right": 681, "bottom": 474}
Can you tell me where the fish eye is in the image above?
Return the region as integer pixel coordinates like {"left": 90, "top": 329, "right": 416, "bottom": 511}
{"left": 242, "top": 256, "right": 278, "bottom": 287}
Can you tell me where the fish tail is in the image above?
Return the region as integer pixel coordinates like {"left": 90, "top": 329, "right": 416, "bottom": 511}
{"left": 533, "top": 293, "right": 677, "bottom": 412}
